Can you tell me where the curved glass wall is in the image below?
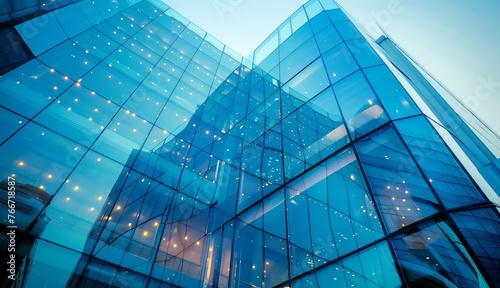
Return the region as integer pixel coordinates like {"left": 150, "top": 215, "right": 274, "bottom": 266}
{"left": 0, "top": 0, "right": 498, "bottom": 287}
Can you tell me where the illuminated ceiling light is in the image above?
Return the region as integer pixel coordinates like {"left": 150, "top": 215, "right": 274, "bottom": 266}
{"left": 116, "top": 205, "right": 121, "bottom": 210}
{"left": 154, "top": 222, "right": 159, "bottom": 226}
{"left": 18, "top": 161, "right": 25, "bottom": 166}
{"left": 97, "top": 196, "right": 102, "bottom": 201}
{"left": 53, "top": 86, "right": 58, "bottom": 90}
{"left": 196, "top": 241, "right": 200, "bottom": 246}
{"left": 50, "top": 68, "right": 55, "bottom": 72}
{"left": 66, "top": 197, "right": 70, "bottom": 201}
{"left": 350, "top": 174, "right": 355, "bottom": 181}
{"left": 39, "top": 185, "right": 44, "bottom": 189}
{"left": 74, "top": 186, "right": 79, "bottom": 191}
{"left": 90, "top": 207, "right": 94, "bottom": 211}
{"left": 97, "top": 157, "right": 101, "bottom": 162}
{"left": 184, "top": 236, "right": 188, "bottom": 240}
{"left": 63, "top": 76, "right": 69, "bottom": 80}
{"left": 128, "top": 223, "right": 132, "bottom": 227}
{"left": 173, "top": 244, "right": 177, "bottom": 248}
{"left": 47, "top": 174, "right": 53, "bottom": 179}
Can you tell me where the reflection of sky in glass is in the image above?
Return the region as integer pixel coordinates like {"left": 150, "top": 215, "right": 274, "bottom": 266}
{"left": 164, "top": 0, "right": 500, "bottom": 134}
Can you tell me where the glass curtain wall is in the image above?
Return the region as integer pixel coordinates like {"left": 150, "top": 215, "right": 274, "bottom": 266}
{"left": 0, "top": 0, "right": 498, "bottom": 287}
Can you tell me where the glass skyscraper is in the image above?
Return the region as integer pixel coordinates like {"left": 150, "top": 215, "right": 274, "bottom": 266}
{"left": 1, "top": 0, "right": 499, "bottom": 287}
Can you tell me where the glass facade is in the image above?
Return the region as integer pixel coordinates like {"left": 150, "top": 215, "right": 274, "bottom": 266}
{"left": 0, "top": 0, "right": 499, "bottom": 287}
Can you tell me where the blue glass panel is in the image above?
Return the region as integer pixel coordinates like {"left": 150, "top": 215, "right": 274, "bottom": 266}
{"left": 314, "top": 241, "right": 401, "bottom": 287}
{"left": 34, "top": 150, "right": 124, "bottom": 251}
{"left": 322, "top": 42, "right": 359, "bottom": 84}
{"left": 95, "top": 20, "right": 130, "bottom": 45}
{"left": 283, "top": 87, "right": 349, "bottom": 179}
{"left": 104, "top": 46, "right": 155, "bottom": 82}
{"left": 333, "top": 20, "right": 363, "bottom": 41}
{"left": 287, "top": 148, "right": 383, "bottom": 261}
{"left": 0, "top": 107, "right": 26, "bottom": 144}
{"left": 0, "top": 122, "right": 84, "bottom": 230}
{"left": 72, "top": 27, "right": 120, "bottom": 60}
{"left": 333, "top": 70, "right": 389, "bottom": 138}
{"left": 0, "top": 59, "right": 71, "bottom": 118}
{"left": 34, "top": 84, "right": 120, "bottom": 143}
{"left": 92, "top": 108, "right": 152, "bottom": 164}
{"left": 280, "top": 36, "right": 319, "bottom": 83}
{"left": 345, "top": 38, "right": 383, "bottom": 68}
{"left": 123, "top": 85, "right": 166, "bottom": 123}
{"left": 20, "top": 239, "right": 82, "bottom": 287}
{"left": 313, "top": 23, "right": 343, "bottom": 54}
{"left": 16, "top": 12, "right": 68, "bottom": 56}
{"left": 451, "top": 208, "right": 500, "bottom": 286}
{"left": 38, "top": 40, "right": 100, "bottom": 80}
{"left": 81, "top": 62, "right": 140, "bottom": 106}
{"left": 133, "top": 28, "right": 169, "bottom": 56}
{"left": 122, "top": 36, "right": 161, "bottom": 64}
{"left": 391, "top": 219, "right": 488, "bottom": 287}
{"left": 107, "top": 12, "right": 142, "bottom": 36}
{"left": 78, "top": 0, "right": 104, "bottom": 25}
{"left": 355, "top": 125, "right": 442, "bottom": 232}
{"left": 231, "top": 220, "right": 264, "bottom": 287}
{"left": 122, "top": 4, "right": 154, "bottom": 28}
{"left": 283, "top": 58, "right": 329, "bottom": 100}
{"left": 395, "top": 116, "right": 486, "bottom": 207}
{"left": 54, "top": 3, "right": 92, "bottom": 38}
{"left": 364, "top": 65, "right": 421, "bottom": 119}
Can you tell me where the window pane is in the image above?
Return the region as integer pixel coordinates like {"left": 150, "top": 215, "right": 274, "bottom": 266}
{"left": 334, "top": 71, "right": 389, "bottom": 138}
{"left": 355, "top": 125, "right": 442, "bottom": 232}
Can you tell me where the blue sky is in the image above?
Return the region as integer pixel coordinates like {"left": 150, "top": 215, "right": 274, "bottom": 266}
{"left": 161, "top": 0, "right": 500, "bottom": 140}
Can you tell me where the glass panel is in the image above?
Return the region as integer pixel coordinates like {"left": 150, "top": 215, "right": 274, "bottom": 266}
{"left": 283, "top": 58, "right": 329, "bottom": 100}
{"left": 333, "top": 71, "right": 389, "bottom": 138}
{"left": 38, "top": 40, "right": 100, "bottom": 81}
{"left": 283, "top": 88, "right": 349, "bottom": 179}
{"left": 19, "top": 239, "right": 82, "bottom": 287}
{"left": 231, "top": 220, "right": 263, "bottom": 288}
{"left": 0, "top": 122, "right": 83, "bottom": 230}
{"left": 395, "top": 116, "right": 485, "bottom": 207}
{"left": 0, "top": 107, "right": 26, "bottom": 144}
{"left": 55, "top": 3, "right": 92, "bottom": 38}
{"left": 72, "top": 27, "right": 120, "bottom": 60}
{"left": 34, "top": 84, "right": 121, "bottom": 144}
{"left": 315, "top": 241, "right": 401, "bottom": 287}
{"left": 16, "top": 12, "right": 68, "bottom": 56}
{"left": 364, "top": 65, "right": 420, "bottom": 119}
{"left": 355, "top": 125, "right": 442, "bottom": 232}
{"left": 80, "top": 62, "right": 140, "bottom": 106}
{"left": 92, "top": 108, "right": 152, "bottom": 165}
{"left": 0, "top": 59, "right": 71, "bottom": 118}
{"left": 345, "top": 38, "right": 383, "bottom": 68}
{"left": 287, "top": 148, "right": 384, "bottom": 261}
{"left": 322, "top": 42, "right": 359, "bottom": 84}
{"left": 391, "top": 219, "right": 488, "bottom": 287}
{"left": 451, "top": 208, "right": 500, "bottom": 286}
